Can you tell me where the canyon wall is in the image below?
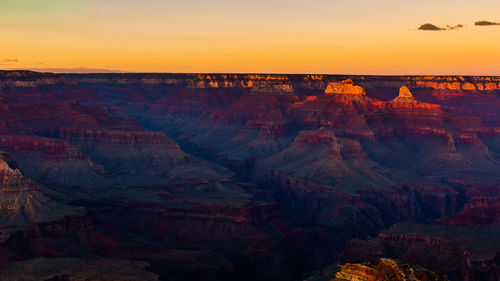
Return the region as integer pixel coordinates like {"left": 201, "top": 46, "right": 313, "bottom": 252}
{"left": 0, "top": 70, "right": 498, "bottom": 280}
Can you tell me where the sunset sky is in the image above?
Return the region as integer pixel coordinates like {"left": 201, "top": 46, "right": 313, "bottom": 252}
{"left": 1, "top": 0, "right": 500, "bottom": 75}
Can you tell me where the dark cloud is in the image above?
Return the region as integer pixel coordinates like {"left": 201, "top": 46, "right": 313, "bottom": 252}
{"left": 418, "top": 23, "right": 445, "bottom": 31}
{"left": 418, "top": 23, "right": 463, "bottom": 31}
{"left": 1, "top": 59, "right": 19, "bottom": 63}
{"left": 475, "top": 21, "right": 500, "bottom": 26}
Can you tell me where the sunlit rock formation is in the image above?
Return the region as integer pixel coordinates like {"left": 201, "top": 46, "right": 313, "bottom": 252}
{"left": 334, "top": 258, "right": 449, "bottom": 281}
{"left": 387, "top": 86, "right": 442, "bottom": 110}
{"left": 391, "top": 86, "right": 417, "bottom": 103}
{"left": 325, "top": 79, "right": 366, "bottom": 95}
{"left": 324, "top": 79, "right": 372, "bottom": 103}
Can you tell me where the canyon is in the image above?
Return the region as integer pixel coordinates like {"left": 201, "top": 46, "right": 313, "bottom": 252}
{"left": 0, "top": 70, "right": 498, "bottom": 280}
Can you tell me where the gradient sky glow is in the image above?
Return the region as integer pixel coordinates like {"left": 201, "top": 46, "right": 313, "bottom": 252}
{"left": 1, "top": 0, "right": 500, "bottom": 74}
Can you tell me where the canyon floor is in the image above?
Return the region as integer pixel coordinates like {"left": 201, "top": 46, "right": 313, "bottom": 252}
{"left": 0, "top": 71, "right": 499, "bottom": 280}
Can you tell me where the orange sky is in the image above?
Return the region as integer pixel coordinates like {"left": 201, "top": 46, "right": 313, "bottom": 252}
{"left": 1, "top": 0, "right": 500, "bottom": 75}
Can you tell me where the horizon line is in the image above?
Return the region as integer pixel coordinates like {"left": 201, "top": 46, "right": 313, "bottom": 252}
{"left": 2, "top": 69, "right": 500, "bottom": 77}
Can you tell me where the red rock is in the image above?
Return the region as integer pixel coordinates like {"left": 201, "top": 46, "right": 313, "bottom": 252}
{"left": 58, "top": 128, "right": 181, "bottom": 147}
{"left": 0, "top": 135, "right": 88, "bottom": 161}
{"left": 437, "top": 197, "right": 500, "bottom": 226}
{"left": 387, "top": 86, "right": 441, "bottom": 110}
{"left": 324, "top": 79, "right": 372, "bottom": 103}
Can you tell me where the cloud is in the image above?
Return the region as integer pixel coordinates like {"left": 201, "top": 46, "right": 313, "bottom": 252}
{"left": 418, "top": 23, "right": 444, "bottom": 31}
{"left": 0, "top": 59, "right": 19, "bottom": 66}
{"left": 446, "top": 24, "right": 464, "bottom": 30}
{"left": 475, "top": 21, "right": 500, "bottom": 26}
{"left": 26, "top": 67, "right": 125, "bottom": 73}
{"left": 2, "top": 59, "right": 19, "bottom": 63}
{"left": 418, "top": 23, "right": 463, "bottom": 31}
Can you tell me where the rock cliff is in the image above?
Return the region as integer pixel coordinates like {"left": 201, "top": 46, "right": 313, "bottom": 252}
{"left": 334, "top": 259, "right": 449, "bottom": 281}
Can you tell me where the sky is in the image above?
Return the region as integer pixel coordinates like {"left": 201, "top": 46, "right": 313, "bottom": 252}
{"left": 1, "top": 0, "right": 500, "bottom": 75}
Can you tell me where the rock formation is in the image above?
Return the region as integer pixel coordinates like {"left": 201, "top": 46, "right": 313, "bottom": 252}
{"left": 387, "top": 86, "right": 442, "bottom": 111}
{"left": 324, "top": 79, "right": 372, "bottom": 103}
{"left": 0, "top": 153, "right": 83, "bottom": 242}
{"left": 0, "top": 71, "right": 498, "bottom": 281}
{"left": 325, "top": 79, "right": 366, "bottom": 95}
{"left": 391, "top": 86, "right": 417, "bottom": 103}
{"left": 334, "top": 259, "right": 449, "bottom": 281}
{"left": 339, "top": 223, "right": 500, "bottom": 281}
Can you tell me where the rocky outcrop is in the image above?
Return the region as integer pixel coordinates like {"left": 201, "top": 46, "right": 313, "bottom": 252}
{"left": 412, "top": 76, "right": 500, "bottom": 92}
{"left": 339, "top": 223, "right": 500, "bottom": 281}
{"left": 0, "top": 135, "right": 105, "bottom": 185}
{"left": 0, "top": 154, "right": 83, "bottom": 238}
{"left": 249, "top": 82, "right": 295, "bottom": 96}
{"left": 325, "top": 79, "right": 367, "bottom": 96}
{"left": 0, "top": 153, "right": 104, "bottom": 268}
{"left": 333, "top": 258, "right": 449, "bottom": 281}
{"left": 324, "top": 79, "right": 372, "bottom": 103}
{"left": 437, "top": 197, "right": 500, "bottom": 226}
{"left": 257, "top": 129, "right": 394, "bottom": 191}
{"left": 388, "top": 86, "right": 421, "bottom": 104}
{"left": 387, "top": 86, "right": 442, "bottom": 111}
{"left": 294, "top": 130, "right": 337, "bottom": 144}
